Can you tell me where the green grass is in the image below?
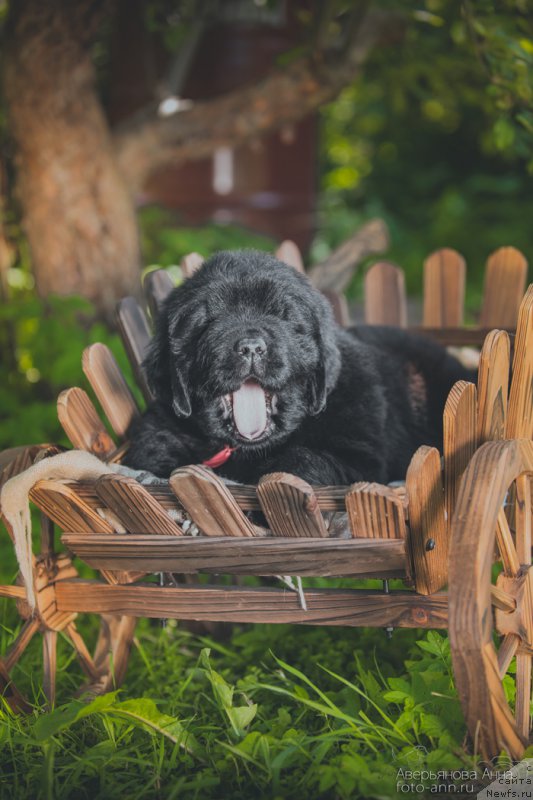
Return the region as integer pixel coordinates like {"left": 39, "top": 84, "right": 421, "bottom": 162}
{"left": 0, "top": 583, "right": 506, "bottom": 800}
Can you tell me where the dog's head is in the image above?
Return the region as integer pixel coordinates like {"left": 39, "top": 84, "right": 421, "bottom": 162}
{"left": 144, "top": 250, "right": 341, "bottom": 451}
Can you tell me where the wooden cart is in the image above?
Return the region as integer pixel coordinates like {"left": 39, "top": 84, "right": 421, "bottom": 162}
{"left": 0, "top": 246, "right": 532, "bottom": 761}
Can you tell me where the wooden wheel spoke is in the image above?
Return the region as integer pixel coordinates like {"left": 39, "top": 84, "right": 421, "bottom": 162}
{"left": 0, "top": 585, "right": 26, "bottom": 600}
{"left": 65, "top": 622, "right": 100, "bottom": 681}
{"left": 516, "top": 474, "right": 532, "bottom": 566}
{"left": 42, "top": 629, "right": 57, "bottom": 708}
{"left": 491, "top": 585, "right": 517, "bottom": 614}
{"left": 515, "top": 653, "right": 532, "bottom": 738}
{"left": 496, "top": 508, "right": 521, "bottom": 576}
{"left": 498, "top": 634, "right": 520, "bottom": 679}
{"left": 0, "top": 659, "right": 31, "bottom": 713}
{"left": 4, "top": 618, "right": 40, "bottom": 672}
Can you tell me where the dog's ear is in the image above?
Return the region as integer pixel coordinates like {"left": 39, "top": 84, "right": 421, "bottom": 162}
{"left": 309, "top": 295, "right": 341, "bottom": 416}
{"left": 143, "top": 299, "right": 192, "bottom": 418}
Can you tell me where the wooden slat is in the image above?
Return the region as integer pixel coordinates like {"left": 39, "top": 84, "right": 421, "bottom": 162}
{"left": 169, "top": 465, "right": 256, "bottom": 537}
{"left": 477, "top": 330, "right": 510, "bottom": 445}
{"left": 364, "top": 261, "right": 407, "bottom": 327}
{"left": 0, "top": 445, "right": 52, "bottom": 492}
{"left": 0, "top": 659, "right": 31, "bottom": 713}
{"left": 42, "top": 629, "right": 57, "bottom": 707}
{"left": 490, "top": 585, "right": 517, "bottom": 614}
{"left": 56, "top": 580, "right": 449, "bottom": 629}
{"left": 320, "top": 289, "right": 350, "bottom": 327}
{"left": 73, "top": 480, "right": 349, "bottom": 514}
{"left": 65, "top": 622, "right": 100, "bottom": 681}
{"left": 82, "top": 344, "right": 140, "bottom": 438}
{"left": 516, "top": 474, "right": 532, "bottom": 567}
{"left": 275, "top": 240, "right": 305, "bottom": 272}
{"left": 61, "top": 533, "right": 408, "bottom": 578}
{"left": 498, "top": 634, "right": 520, "bottom": 679}
{"left": 180, "top": 252, "right": 204, "bottom": 279}
{"left": 4, "top": 618, "right": 40, "bottom": 672}
{"left": 30, "top": 480, "right": 115, "bottom": 534}
{"left": 497, "top": 508, "right": 521, "bottom": 577}
{"left": 0, "top": 585, "right": 26, "bottom": 600}
{"left": 423, "top": 248, "right": 466, "bottom": 328}
{"left": 406, "top": 446, "right": 448, "bottom": 595}
{"left": 345, "top": 482, "right": 406, "bottom": 539}
{"left": 257, "top": 473, "right": 327, "bottom": 538}
{"left": 480, "top": 247, "right": 528, "bottom": 329}
{"left": 95, "top": 474, "right": 183, "bottom": 536}
{"left": 443, "top": 381, "right": 478, "bottom": 524}
{"left": 507, "top": 284, "right": 533, "bottom": 439}
{"left": 29, "top": 480, "right": 138, "bottom": 585}
{"left": 515, "top": 653, "right": 532, "bottom": 739}
{"left": 412, "top": 326, "right": 515, "bottom": 348}
{"left": 57, "top": 387, "right": 116, "bottom": 457}
{"left": 92, "top": 614, "right": 137, "bottom": 691}
{"left": 115, "top": 297, "right": 153, "bottom": 402}
{"left": 143, "top": 269, "right": 174, "bottom": 321}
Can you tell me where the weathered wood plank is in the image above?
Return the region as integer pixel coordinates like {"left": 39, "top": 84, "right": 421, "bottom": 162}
{"left": 443, "top": 381, "right": 478, "bottom": 524}
{"left": 480, "top": 247, "right": 528, "bottom": 329}
{"left": 275, "top": 240, "right": 304, "bottom": 272}
{"left": 0, "top": 659, "right": 31, "bottom": 713}
{"left": 406, "top": 446, "right": 448, "bottom": 595}
{"left": 57, "top": 388, "right": 116, "bottom": 457}
{"left": 29, "top": 480, "right": 140, "bottom": 585}
{"left": 180, "top": 252, "right": 204, "bottom": 279}
{"left": 364, "top": 261, "right": 407, "bottom": 327}
{"left": 82, "top": 343, "right": 140, "bottom": 438}
{"left": 257, "top": 473, "right": 327, "bottom": 538}
{"left": 411, "top": 326, "right": 515, "bottom": 348}
{"left": 321, "top": 289, "right": 351, "bottom": 327}
{"left": 30, "top": 480, "right": 115, "bottom": 535}
{"left": 115, "top": 297, "right": 153, "bottom": 402}
{"left": 56, "top": 580, "right": 448, "bottom": 628}
{"left": 170, "top": 465, "right": 257, "bottom": 537}
{"left": 423, "top": 248, "right": 466, "bottom": 328}
{"left": 346, "top": 482, "right": 406, "bottom": 539}
{"left": 42, "top": 629, "right": 57, "bottom": 707}
{"left": 477, "top": 330, "right": 510, "bottom": 445}
{"left": 95, "top": 474, "right": 183, "bottom": 536}
{"left": 61, "top": 533, "right": 408, "bottom": 578}
{"left": 3, "top": 618, "right": 40, "bottom": 672}
{"left": 507, "top": 284, "right": 533, "bottom": 439}
{"left": 143, "top": 269, "right": 174, "bottom": 321}
{"left": 74, "top": 481, "right": 349, "bottom": 513}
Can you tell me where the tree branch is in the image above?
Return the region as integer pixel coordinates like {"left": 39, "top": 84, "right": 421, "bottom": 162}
{"left": 113, "top": 9, "right": 398, "bottom": 194}
{"left": 308, "top": 219, "right": 389, "bottom": 291}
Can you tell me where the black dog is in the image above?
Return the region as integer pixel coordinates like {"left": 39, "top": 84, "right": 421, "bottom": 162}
{"left": 124, "top": 250, "right": 473, "bottom": 485}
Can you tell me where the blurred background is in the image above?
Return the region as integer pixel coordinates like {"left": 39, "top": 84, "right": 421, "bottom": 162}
{"left": 0, "top": 0, "right": 532, "bottom": 447}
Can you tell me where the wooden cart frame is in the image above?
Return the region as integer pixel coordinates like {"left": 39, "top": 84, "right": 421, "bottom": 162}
{"left": 0, "top": 246, "right": 532, "bottom": 762}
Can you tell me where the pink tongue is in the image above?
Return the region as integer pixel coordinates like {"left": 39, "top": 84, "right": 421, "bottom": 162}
{"left": 232, "top": 380, "right": 267, "bottom": 440}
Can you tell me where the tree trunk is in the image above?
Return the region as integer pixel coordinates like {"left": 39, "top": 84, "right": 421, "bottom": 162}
{"left": 3, "top": 0, "right": 141, "bottom": 316}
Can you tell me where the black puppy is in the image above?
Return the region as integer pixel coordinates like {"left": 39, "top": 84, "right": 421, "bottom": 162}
{"left": 125, "top": 250, "right": 473, "bottom": 485}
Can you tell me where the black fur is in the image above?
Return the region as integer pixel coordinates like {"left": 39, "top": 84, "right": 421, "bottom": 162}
{"left": 124, "top": 250, "right": 474, "bottom": 485}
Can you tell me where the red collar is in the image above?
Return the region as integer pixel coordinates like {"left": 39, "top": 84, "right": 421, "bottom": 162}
{"left": 202, "top": 444, "right": 236, "bottom": 469}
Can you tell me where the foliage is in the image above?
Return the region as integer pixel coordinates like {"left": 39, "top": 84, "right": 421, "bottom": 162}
{"left": 314, "top": 0, "right": 533, "bottom": 299}
{"left": 0, "top": 280, "right": 142, "bottom": 450}
{"left": 0, "top": 594, "right": 492, "bottom": 800}
{"left": 0, "top": 2, "right": 532, "bottom": 796}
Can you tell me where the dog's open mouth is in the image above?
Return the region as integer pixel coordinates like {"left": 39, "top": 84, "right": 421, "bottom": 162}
{"left": 221, "top": 379, "right": 277, "bottom": 441}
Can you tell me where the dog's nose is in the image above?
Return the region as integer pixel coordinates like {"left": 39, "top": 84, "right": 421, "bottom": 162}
{"left": 236, "top": 336, "right": 267, "bottom": 360}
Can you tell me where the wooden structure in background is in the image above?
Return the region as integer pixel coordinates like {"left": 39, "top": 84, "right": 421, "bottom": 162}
{"left": 0, "top": 244, "right": 532, "bottom": 763}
